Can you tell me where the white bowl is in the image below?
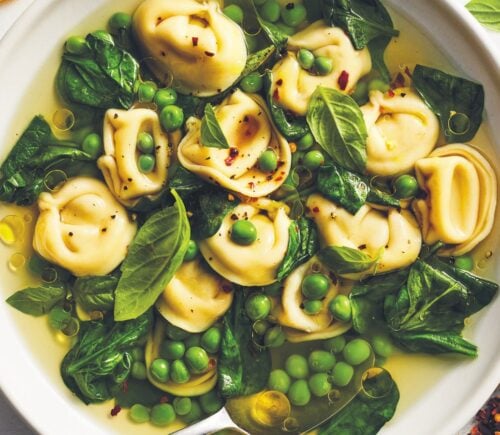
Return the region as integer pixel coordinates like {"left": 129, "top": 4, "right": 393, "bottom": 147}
{"left": 0, "top": 1, "right": 499, "bottom": 434}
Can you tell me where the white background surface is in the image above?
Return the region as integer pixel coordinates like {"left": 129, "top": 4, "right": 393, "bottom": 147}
{"left": 0, "top": 0, "right": 498, "bottom": 434}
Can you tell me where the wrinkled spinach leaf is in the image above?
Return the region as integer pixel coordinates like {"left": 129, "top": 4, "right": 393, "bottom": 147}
{"left": 73, "top": 275, "right": 118, "bottom": 312}
{"left": 6, "top": 285, "right": 66, "bottom": 316}
{"left": 319, "top": 245, "right": 378, "bottom": 275}
{"left": 200, "top": 103, "right": 230, "bottom": 149}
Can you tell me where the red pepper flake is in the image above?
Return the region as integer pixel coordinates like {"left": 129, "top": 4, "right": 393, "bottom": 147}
{"left": 276, "top": 78, "right": 283, "bottom": 86}
{"left": 224, "top": 147, "right": 239, "bottom": 166}
{"left": 404, "top": 66, "right": 413, "bottom": 79}
{"left": 204, "top": 51, "right": 215, "bottom": 57}
{"left": 110, "top": 405, "right": 121, "bottom": 417}
{"left": 192, "top": 37, "right": 199, "bottom": 47}
{"left": 248, "top": 181, "right": 255, "bottom": 189}
{"left": 208, "top": 358, "right": 217, "bottom": 370}
{"left": 392, "top": 72, "right": 405, "bottom": 89}
{"left": 275, "top": 176, "right": 284, "bottom": 181}
{"left": 159, "top": 396, "right": 169, "bottom": 404}
{"left": 312, "top": 206, "right": 320, "bottom": 213}
{"left": 273, "top": 88, "right": 280, "bottom": 101}
{"left": 388, "top": 89, "right": 395, "bottom": 97}
{"left": 338, "top": 70, "right": 349, "bottom": 91}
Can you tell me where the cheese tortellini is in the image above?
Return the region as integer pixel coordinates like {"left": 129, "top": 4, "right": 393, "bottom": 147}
{"left": 270, "top": 21, "right": 372, "bottom": 116}
{"left": 307, "top": 194, "right": 421, "bottom": 276}
{"left": 133, "top": 0, "right": 247, "bottom": 96}
{"left": 413, "top": 144, "right": 497, "bottom": 256}
{"left": 199, "top": 200, "right": 291, "bottom": 286}
{"left": 361, "top": 88, "right": 440, "bottom": 176}
{"left": 156, "top": 258, "right": 234, "bottom": 333}
{"left": 273, "top": 257, "right": 351, "bottom": 343}
{"left": 33, "top": 177, "right": 137, "bottom": 277}
{"left": 178, "top": 90, "right": 291, "bottom": 197}
{"left": 98, "top": 108, "right": 170, "bottom": 207}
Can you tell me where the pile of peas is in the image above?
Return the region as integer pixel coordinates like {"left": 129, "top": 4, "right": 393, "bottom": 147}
{"left": 256, "top": 1, "right": 308, "bottom": 35}
{"left": 297, "top": 48, "right": 333, "bottom": 76}
{"left": 300, "top": 272, "right": 330, "bottom": 315}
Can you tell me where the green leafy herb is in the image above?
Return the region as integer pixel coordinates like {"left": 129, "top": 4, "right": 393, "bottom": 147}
{"left": 168, "top": 165, "right": 206, "bottom": 198}
{"left": 73, "top": 275, "right": 118, "bottom": 312}
{"left": 200, "top": 103, "right": 230, "bottom": 149}
{"left": 277, "top": 218, "right": 319, "bottom": 280}
{"left": 466, "top": 0, "right": 500, "bottom": 31}
{"left": 114, "top": 190, "right": 190, "bottom": 321}
{"left": 368, "top": 35, "right": 392, "bottom": 83}
{"left": 307, "top": 87, "right": 367, "bottom": 173}
{"left": 61, "top": 311, "right": 153, "bottom": 404}
{"left": 56, "top": 33, "right": 139, "bottom": 109}
{"left": 0, "top": 116, "right": 92, "bottom": 205}
{"left": 111, "top": 378, "right": 165, "bottom": 408}
{"left": 240, "top": 45, "right": 276, "bottom": 77}
{"left": 318, "top": 246, "right": 378, "bottom": 275}
{"left": 412, "top": 65, "right": 484, "bottom": 143}
{"left": 6, "top": 285, "right": 66, "bottom": 316}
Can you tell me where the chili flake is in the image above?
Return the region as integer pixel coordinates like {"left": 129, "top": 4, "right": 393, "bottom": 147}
{"left": 192, "top": 37, "right": 199, "bottom": 47}
{"left": 338, "top": 70, "right": 349, "bottom": 90}
{"left": 110, "top": 405, "right": 121, "bottom": 417}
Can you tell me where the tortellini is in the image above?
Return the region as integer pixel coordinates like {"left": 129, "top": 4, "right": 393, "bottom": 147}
{"left": 133, "top": 0, "right": 247, "bottom": 96}
{"left": 199, "top": 199, "right": 291, "bottom": 286}
{"left": 98, "top": 108, "right": 170, "bottom": 207}
{"left": 177, "top": 90, "right": 291, "bottom": 197}
{"left": 307, "top": 194, "right": 421, "bottom": 276}
{"left": 413, "top": 144, "right": 497, "bottom": 256}
{"left": 361, "top": 87, "right": 440, "bottom": 176}
{"left": 156, "top": 258, "right": 234, "bottom": 333}
{"left": 33, "top": 177, "right": 137, "bottom": 277}
{"left": 272, "top": 257, "right": 351, "bottom": 343}
{"left": 270, "top": 21, "right": 372, "bottom": 116}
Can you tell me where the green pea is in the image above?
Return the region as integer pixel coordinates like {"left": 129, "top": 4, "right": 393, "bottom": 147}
{"left": 368, "top": 78, "right": 390, "bottom": 93}
{"left": 328, "top": 294, "right": 352, "bottom": 322}
{"left": 268, "top": 369, "right": 291, "bottom": 394}
{"left": 130, "top": 346, "right": 145, "bottom": 362}
{"left": 253, "top": 319, "right": 270, "bottom": 336}
{"left": 245, "top": 294, "right": 271, "bottom": 321}
{"left": 160, "top": 340, "right": 186, "bottom": 360}
{"left": 185, "top": 346, "right": 209, "bottom": 374}
{"left": 183, "top": 240, "right": 199, "bottom": 262}
{"left": 308, "top": 373, "right": 332, "bottom": 397}
{"left": 150, "top": 358, "right": 169, "bottom": 383}
{"left": 184, "top": 334, "right": 201, "bottom": 349}
{"left": 138, "top": 154, "right": 156, "bottom": 173}
{"left": 170, "top": 360, "right": 191, "bottom": 384}
{"left": 274, "top": 22, "right": 296, "bottom": 36}
{"left": 201, "top": 327, "right": 222, "bottom": 354}
{"left": 199, "top": 390, "right": 224, "bottom": 414}
{"left": 166, "top": 323, "right": 190, "bottom": 341}
{"left": 138, "top": 81, "right": 157, "bottom": 103}
{"left": 281, "top": 3, "right": 307, "bottom": 27}
{"left": 154, "top": 88, "right": 178, "bottom": 108}
{"left": 285, "top": 354, "right": 309, "bottom": 379}
{"left": 108, "top": 12, "right": 132, "bottom": 32}
{"left": 82, "top": 133, "right": 103, "bottom": 159}
{"left": 160, "top": 105, "right": 184, "bottom": 132}
{"left": 259, "top": 0, "right": 281, "bottom": 22}
{"left": 129, "top": 403, "right": 150, "bottom": 423}
{"left": 297, "top": 49, "right": 315, "bottom": 70}
{"left": 351, "top": 80, "right": 369, "bottom": 105}
{"left": 48, "top": 306, "right": 72, "bottom": 330}
{"left": 150, "top": 403, "right": 176, "bottom": 426}
{"left": 231, "top": 220, "right": 257, "bottom": 246}
{"left": 393, "top": 174, "right": 419, "bottom": 199}
{"left": 264, "top": 326, "right": 286, "bottom": 348}
{"left": 371, "top": 335, "right": 393, "bottom": 358}
{"left": 258, "top": 149, "right": 278, "bottom": 172}
{"left": 173, "top": 397, "right": 192, "bottom": 416}
{"left": 314, "top": 56, "right": 333, "bottom": 75}
{"left": 131, "top": 361, "right": 147, "bottom": 380}
{"left": 303, "top": 299, "right": 323, "bottom": 315}
{"left": 303, "top": 150, "right": 325, "bottom": 171}
{"left": 136, "top": 132, "right": 154, "bottom": 154}
{"left": 343, "top": 338, "right": 371, "bottom": 366}
{"left": 296, "top": 132, "right": 314, "bottom": 150}
{"left": 287, "top": 379, "right": 311, "bottom": 406}
{"left": 322, "top": 336, "right": 346, "bottom": 354}
{"left": 65, "top": 36, "right": 88, "bottom": 55}
{"left": 301, "top": 273, "right": 329, "bottom": 300}
{"left": 308, "top": 350, "right": 336, "bottom": 373}
{"left": 331, "top": 361, "right": 354, "bottom": 387}
{"left": 223, "top": 4, "right": 244, "bottom": 24}
{"left": 454, "top": 255, "right": 474, "bottom": 271}
{"left": 180, "top": 400, "right": 203, "bottom": 424}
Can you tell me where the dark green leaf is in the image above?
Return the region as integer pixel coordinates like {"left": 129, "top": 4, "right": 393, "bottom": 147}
{"left": 111, "top": 378, "right": 165, "bottom": 408}
{"left": 200, "top": 103, "right": 230, "bottom": 149}
{"left": 114, "top": 190, "right": 190, "bottom": 321}
{"left": 73, "top": 275, "right": 118, "bottom": 312}
{"left": 368, "top": 36, "right": 392, "bottom": 83}
{"left": 303, "top": 0, "right": 323, "bottom": 21}
{"left": 318, "top": 246, "right": 377, "bottom": 275}
{"left": 466, "top": 0, "right": 500, "bottom": 30}
{"left": 307, "top": 87, "right": 367, "bottom": 173}
{"left": 168, "top": 165, "right": 206, "bottom": 198}
{"left": 6, "top": 285, "right": 66, "bottom": 316}
{"left": 390, "top": 331, "right": 478, "bottom": 357}
{"left": 412, "top": 64, "right": 484, "bottom": 143}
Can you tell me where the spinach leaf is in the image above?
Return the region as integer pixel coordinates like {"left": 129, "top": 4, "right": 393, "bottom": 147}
{"left": 0, "top": 116, "right": 92, "bottom": 205}
{"left": 218, "top": 291, "right": 271, "bottom": 398}
{"left": 200, "top": 103, "right": 230, "bottom": 149}
{"left": 412, "top": 65, "right": 484, "bottom": 143}
{"left": 319, "top": 246, "right": 378, "bottom": 275}
{"left": 277, "top": 217, "right": 319, "bottom": 280}
{"left": 73, "top": 275, "right": 118, "bottom": 312}
{"left": 168, "top": 165, "right": 206, "bottom": 198}
{"left": 111, "top": 378, "right": 165, "bottom": 408}
{"left": 57, "top": 33, "right": 139, "bottom": 109}
{"left": 307, "top": 87, "right": 367, "bottom": 173}
{"left": 367, "top": 35, "right": 392, "bottom": 83}
{"left": 61, "top": 311, "right": 153, "bottom": 404}
{"left": 321, "top": 0, "right": 399, "bottom": 50}
{"left": 6, "top": 285, "right": 66, "bottom": 316}
{"left": 466, "top": 0, "right": 500, "bottom": 31}
{"left": 114, "top": 190, "right": 190, "bottom": 321}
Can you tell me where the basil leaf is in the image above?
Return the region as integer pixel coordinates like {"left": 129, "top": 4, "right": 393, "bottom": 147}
{"left": 6, "top": 285, "right": 66, "bottom": 316}
{"left": 168, "top": 165, "right": 206, "bottom": 198}
{"left": 466, "top": 0, "right": 500, "bottom": 30}
{"left": 307, "top": 87, "right": 367, "bottom": 173}
{"left": 200, "top": 103, "right": 230, "bottom": 149}
{"left": 114, "top": 190, "right": 190, "bottom": 321}
{"left": 412, "top": 64, "right": 484, "bottom": 143}
{"left": 240, "top": 45, "right": 276, "bottom": 77}
{"left": 318, "top": 246, "right": 377, "bottom": 275}
{"left": 73, "top": 275, "right": 118, "bottom": 312}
